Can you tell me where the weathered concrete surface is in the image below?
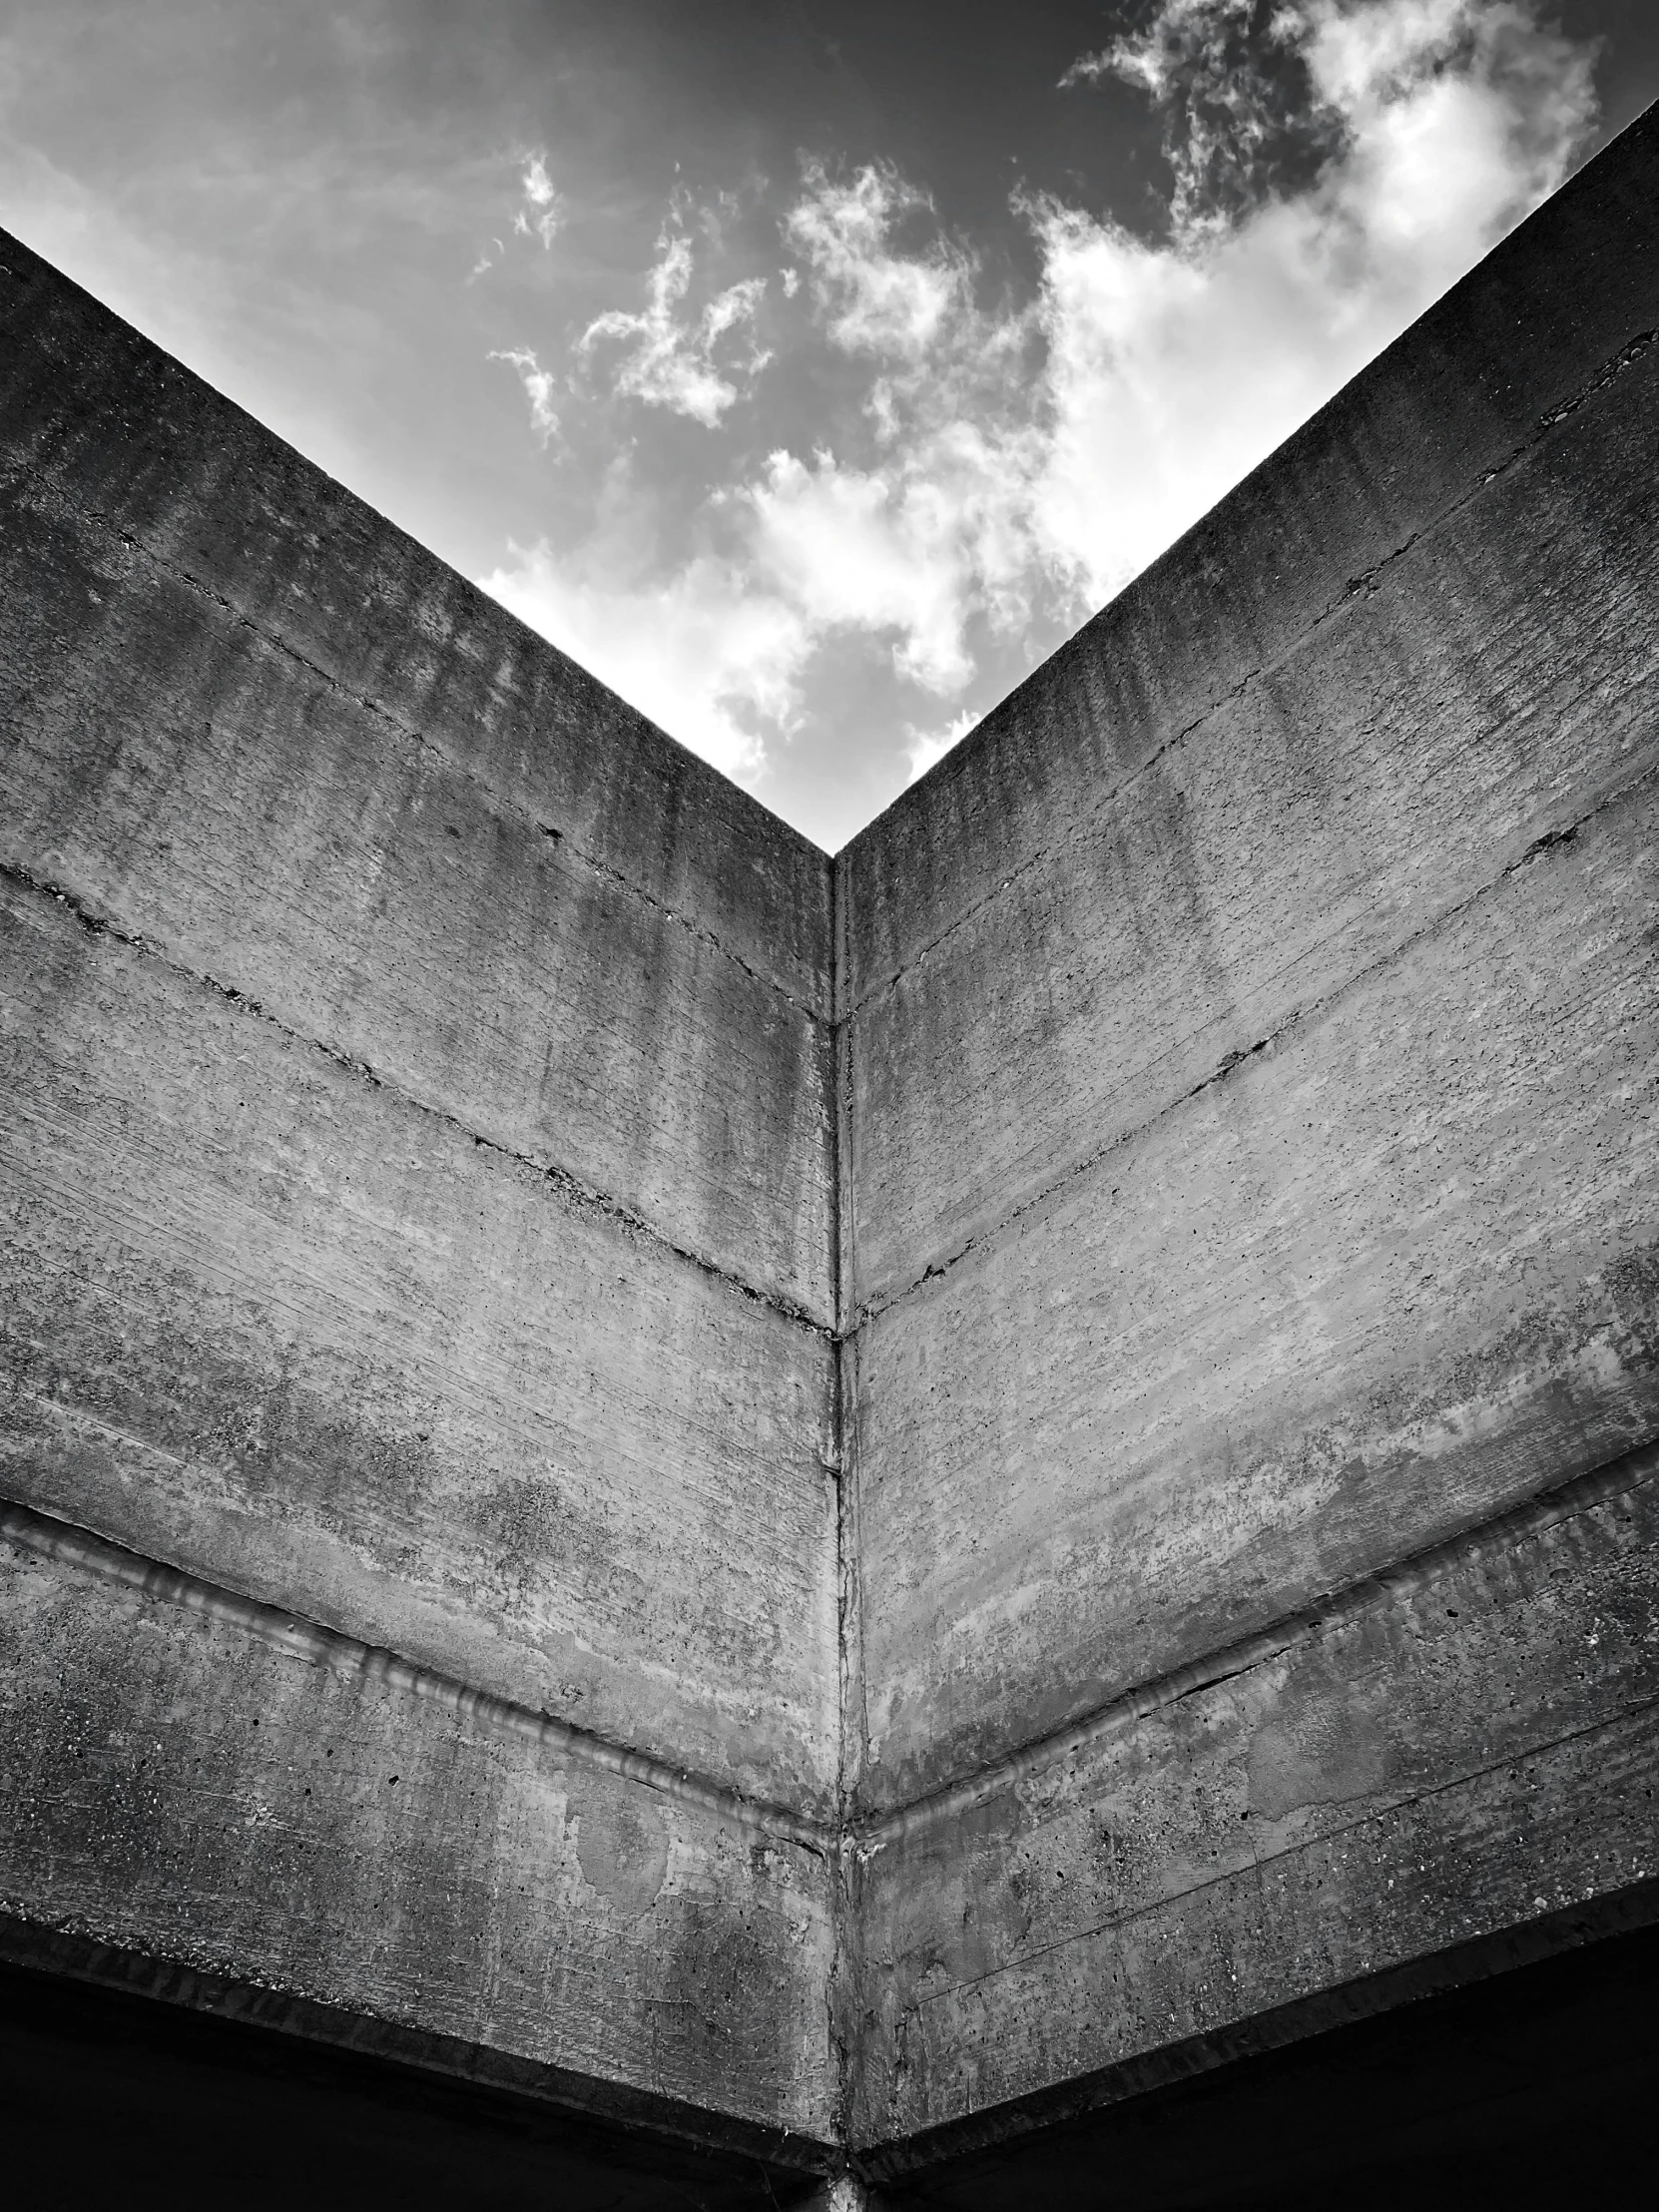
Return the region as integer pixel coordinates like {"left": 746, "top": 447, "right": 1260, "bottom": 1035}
{"left": 838, "top": 98, "right": 1659, "bottom": 1048}
{"left": 843, "top": 329, "right": 1658, "bottom": 1317}
{"left": 849, "top": 1441, "right": 1659, "bottom": 2149}
{"left": 0, "top": 1507, "right": 833, "bottom": 2146}
{"left": 0, "top": 877, "right": 836, "bottom": 1807}
{"left": 4, "top": 99, "right": 1659, "bottom": 2193}
{"left": 850, "top": 775, "right": 1658, "bottom": 1807}
{"left": 0, "top": 230, "right": 832, "bottom": 1319}
{"left": 0, "top": 221, "right": 838, "bottom": 2151}
{"left": 0, "top": 228, "right": 833, "bottom": 1017}
{"left": 838, "top": 104, "right": 1659, "bottom": 1817}
{"left": 830, "top": 99, "right": 1659, "bottom": 2162}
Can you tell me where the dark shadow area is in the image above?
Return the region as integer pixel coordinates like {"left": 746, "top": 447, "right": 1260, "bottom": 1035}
{"left": 0, "top": 1950, "right": 824, "bottom": 2212}
{"left": 877, "top": 1917, "right": 1659, "bottom": 2208}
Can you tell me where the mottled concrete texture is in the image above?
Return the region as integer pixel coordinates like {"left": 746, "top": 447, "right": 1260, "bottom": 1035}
{"left": 0, "top": 198, "right": 840, "bottom": 2170}
{"left": 3, "top": 99, "right": 1657, "bottom": 2205}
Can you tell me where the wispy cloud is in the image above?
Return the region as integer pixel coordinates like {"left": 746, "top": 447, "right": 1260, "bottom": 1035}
{"left": 469, "top": 152, "right": 561, "bottom": 277}
{"left": 513, "top": 151, "right": 562, "bottom": 248}
{"left": 757, "top": 159, "right": 1054, "bottom": 697}
{"left": 1060, "top": 0, "right": 1345, "bottom": 236}
{"left": 488, "top": 343, "right": 559, "bottom": 444}
{"left": 578, "top": 204, "right": 771, "bottom": 426}
{"left": 482, "top": 0, "right": 1597, "bottom": 822}
{"left": 784, "top": 162, "right": 969, "bottom": 360}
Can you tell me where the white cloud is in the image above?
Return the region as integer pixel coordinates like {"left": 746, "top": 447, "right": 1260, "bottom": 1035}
{"left": 1061, "top": 0, "right": 1325, "bottom": 238}
{"left": 1027, "top": 0, "right": 1596, "bottom": 603}
{"left": 785, "top": 162, "right": 971, "bottom": 360}
{"left": 740, "top": 166, "right": 1054, "bottom": 697}
{"left": 479, "top": 526, "right": 808, "bottom": 789}
{"left": 513, "top": 152, "right": 561, "bottom": 249}
{"left": 751, "top": 0, "right": 1597, "bottom": 663}
{"left": 485, "top": 0, "right": 1597, "bottom": 828}
{"left": 472, "top": 153, "right": 561, "bottom": 276}
{"left": 579, "top": 210, "right": 771, "bottom": 426}
{"left": 489, "top": 344, "right": 559, "bottom": 444}
{"left": 747, "top": 452, "right": 976, "bottom": 695}
{"left": 904, "top": 709, "right": 977, "bottom": 786}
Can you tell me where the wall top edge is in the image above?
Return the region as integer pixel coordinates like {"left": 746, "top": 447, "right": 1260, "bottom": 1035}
{"left": 833, "top": 95, "right": 1659, "bottom": 988}
{"left": 0, "top": 225, "right": 834, "bottom": 1017}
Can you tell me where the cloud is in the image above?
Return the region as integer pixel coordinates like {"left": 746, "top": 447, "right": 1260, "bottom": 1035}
{"left": 470, "top": 153, "right": 561, "bottom": 277}
{"left": 513, "top": 152, "right": 561, "bottom": 248}
{"left": 741, "top": 166, "right": 1053, "bottom": 696}
{"left": 1061, "top": 0, "right": 1345, "bottom": 236}
{"left": 478, "top": 515, "right": 808, "bottom": 789}
{"left": 1029, "top": 0, "right": 1597, "bottom": 603}
{"left": 468, "top": 233, "right": 505, "bottom": 279}
{"left": 484, "top": 0, "right": 1597, "bottom": 827}
{"left": 754, "top": 0, "right": 1597, "bottom": 658}
{"left": 784, "top": 162, "right": 970, "bottom": 359}
{"left": 578, "top": 207, "right": 771, "bottom": 426}
{"left": 904, "top": 709, "right": 977, "bottom": 786}
{"left": 489, "top": 344, "right": 559, "bottom": 444}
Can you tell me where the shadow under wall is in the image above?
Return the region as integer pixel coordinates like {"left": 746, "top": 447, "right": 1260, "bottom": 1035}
{"left": 0, "top": 1949, "right": 825, "bottom": 2212}
{"left": 874, "top": 1913, "right": 1659, "bottom": 2210}
{"left": 6, "top": 1919, "right": 1659, "bottom": 2209}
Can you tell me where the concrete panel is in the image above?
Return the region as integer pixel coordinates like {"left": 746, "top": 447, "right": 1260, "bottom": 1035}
{"left": 0, "top": 875, "right": 837, "bottom": 1809}
{"left": 0, "top": 230, "right": 830, "bottom": 1014}
{"left": 0, "top": 292, "right": 831, "bottom": 1320}
{"left": 849, "top": 1443, "right": 1659, "bottom": 2144}
{"left": 845, "top": 339, "right": 1659, "bottom": 1309}
{"left": 837, "top": 101, "right": 1659, "bottom": 1008}
{"left": 857, "top": 1916, "right": 1659, "bottom": 2209}
{"left": 852, "top": 775, "right": 1659, "bottom": 1806}
{"left": 0, "top": 1506, "right": 834, "bottom": 2144}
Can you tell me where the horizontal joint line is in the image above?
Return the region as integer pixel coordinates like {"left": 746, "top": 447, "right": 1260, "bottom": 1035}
{"left": 847, "top": 1432, "right": 1659, "bottom": 1852}
{"left": 839, "top": 324, "right": 1658, "bottom": 1022}
{"left": 852, "top": 749, "right": 1659, "bottom": 1330}
{"left": 0, "top": 1494, "right": 833, "bottom": 1855}
{"left": 7, "top": 453, "right": 830, "bottom": 1023}
{"left": 0, "top": 856, "right": 834, "bottom": 1338}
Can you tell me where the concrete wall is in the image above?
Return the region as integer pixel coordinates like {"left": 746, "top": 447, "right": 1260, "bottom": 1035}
{"left": 837, "top": 103, "right": 1659, "bottom": 2153}
{"left": 4, "top": 98, "right": 1658, "bottom": 2197}
{"left": 0, "top": 229, "right": 837, "bottom": 2152}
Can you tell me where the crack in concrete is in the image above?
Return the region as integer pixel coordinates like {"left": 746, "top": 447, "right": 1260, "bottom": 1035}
{"left": 845, "top": 1433, "right": 1659, "bottom": 1856}
{"left": 0, "top": 1491, "right": 832, "bottom": 1856}
{"left": 840, "top": 325, "right": 1657, "bottom": 1023}
{"left": 4, "top": 454, "right": 831, "bottom": 1024}
{"left": 852, "top": 749, "right": 1659, "bottom": 1333}
{"left": 0, "top": 854, "right": 835, "bottom": 1341}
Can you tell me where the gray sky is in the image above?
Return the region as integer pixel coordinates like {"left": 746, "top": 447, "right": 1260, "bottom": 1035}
{"left": 2, "top": 0, "right": 1654, "bottom": 848}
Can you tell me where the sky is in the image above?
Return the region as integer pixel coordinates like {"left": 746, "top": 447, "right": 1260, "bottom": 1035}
{"left": 1, "top": 2, "right": 1655, "bottom": 850}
